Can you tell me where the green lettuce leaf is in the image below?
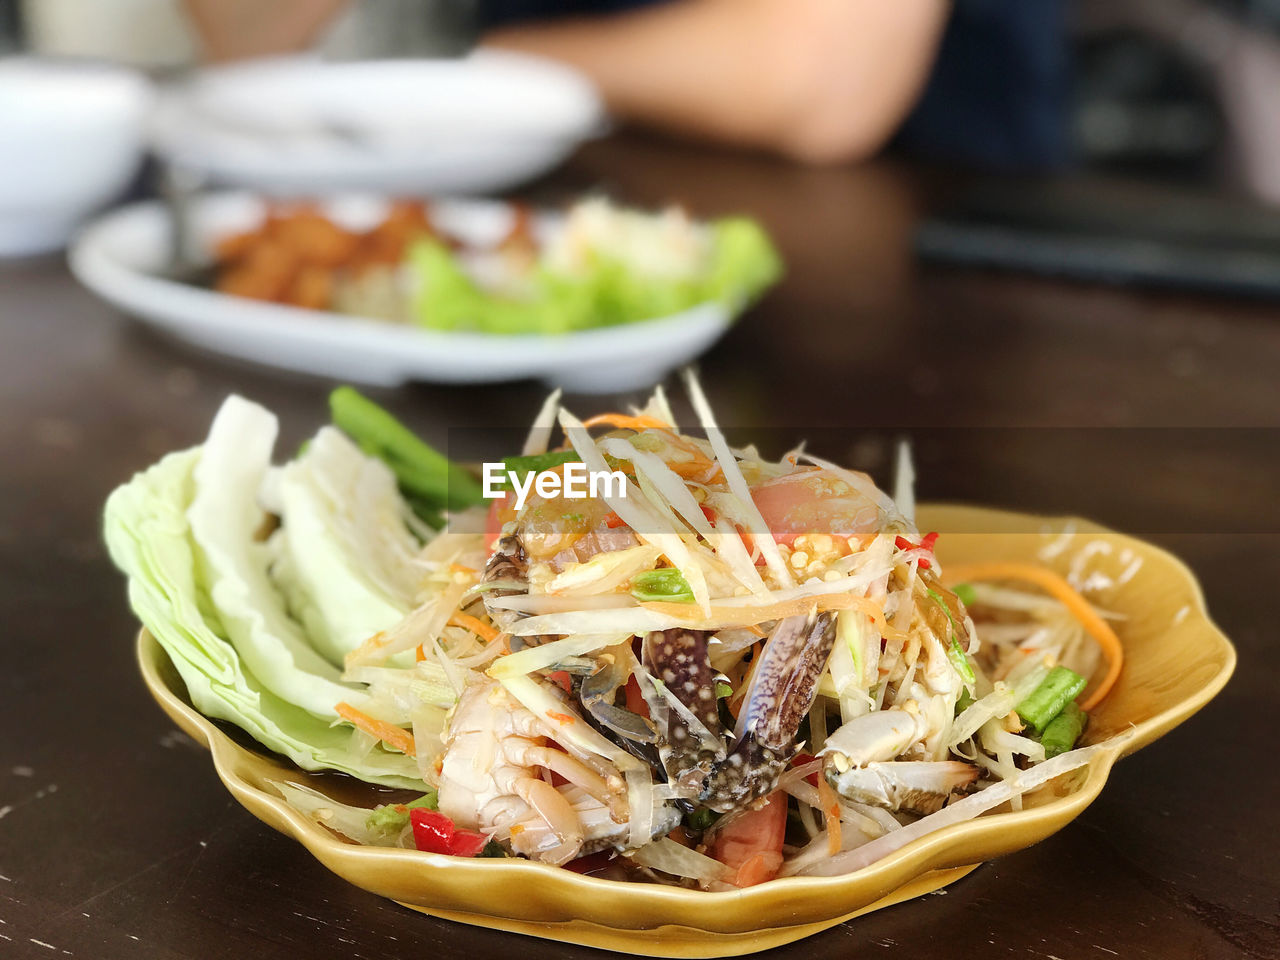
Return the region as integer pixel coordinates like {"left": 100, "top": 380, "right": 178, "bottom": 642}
{"left": 704, "top": 217, "right": 784, "bottom": 307}
{"left": 104, "top": 445, "right": 424, "bottom": 788}
{"left": 410, "top": 241, "right": 593, "bottom": 335}
{"left": 408, "top": 209, "right": 781, "bottom": 335}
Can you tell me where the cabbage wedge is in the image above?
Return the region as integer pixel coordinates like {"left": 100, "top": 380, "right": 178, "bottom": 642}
{"left": 104, "top": 413, "right": 425, "bottom": 789}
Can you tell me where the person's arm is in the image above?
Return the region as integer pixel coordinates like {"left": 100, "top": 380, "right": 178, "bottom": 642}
{"left": 486, "top": 0, "right": 949, "bottom": 164}
{"left": 183, "top": 0, "right": 348, "bottom": 62}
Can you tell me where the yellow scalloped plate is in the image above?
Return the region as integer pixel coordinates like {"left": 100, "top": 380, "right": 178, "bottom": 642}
{"left": 136, "top": 505, "right": 1235, "bottom": 957}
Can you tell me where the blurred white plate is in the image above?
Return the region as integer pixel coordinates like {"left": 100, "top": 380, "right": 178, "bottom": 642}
{"left": 68, "top": 193, "right": 734, "bottom": 392}
{"left": 149, "top": 52, "right": 607, "bottom": 196}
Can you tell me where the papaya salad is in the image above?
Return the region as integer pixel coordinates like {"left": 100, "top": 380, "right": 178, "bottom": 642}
{"left": 104, "top": 376, "right": 1124, "bottom": 887}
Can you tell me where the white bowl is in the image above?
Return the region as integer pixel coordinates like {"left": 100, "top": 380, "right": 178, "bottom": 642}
{"left": 149, "top": 52, "right": 607, "bottom": 196}
{"left": 0, "top": 58, "right": 152, "bottom": 256}
{"left": 69, "top": 192, "right": 737, "bottom": 393}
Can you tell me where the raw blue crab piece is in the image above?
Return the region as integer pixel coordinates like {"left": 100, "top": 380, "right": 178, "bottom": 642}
{"left": 439, "top": 677, "right": 631, "bottom": 865}
{"left": 642, "top": 628, "right": 726, "bottom": 790}
{"left": 818, "top": 708, "right": 930, "bottom": 768}
{"left": 825, "top": 760, "right": 980, "bottom": 815}
{"left": 579, "top": 643, "right": 659, "bottom": 747}
{"left": 700, "top": 611, "right": 838, "bottom": 813}
{"left": 482, "top": 530, "right": 530, "bottom": 634}
{"left": 481, "top": 530, "right": 558, "bottom": 651}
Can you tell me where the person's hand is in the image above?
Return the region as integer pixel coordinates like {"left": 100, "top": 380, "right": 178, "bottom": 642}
{"left": 183, "top": 0, "right": 349, "bottom": 61}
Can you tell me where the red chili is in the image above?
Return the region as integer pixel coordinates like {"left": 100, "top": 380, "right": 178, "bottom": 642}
{"left": 410, "top": 808, "right": 489, "bottom": 857}
{"left": 446, "top": 829, "right": 489, "bottom": 858}
{"left": 603, "top": 511, "right": 627, "bottom": 529}
{"left": 896, "top": 531, "right": 940, "bottom": 563}
{"left": 410, "top": 809, "right": 454, "bottom": 854}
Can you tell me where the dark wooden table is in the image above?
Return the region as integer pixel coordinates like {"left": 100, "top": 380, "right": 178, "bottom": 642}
{"left": 2, "top": 133, "right": 1277, "bottom": 960}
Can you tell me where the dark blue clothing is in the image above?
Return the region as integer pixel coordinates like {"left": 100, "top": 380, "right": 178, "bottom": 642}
{"left": 898, "top": 0, "right": 1070, "bottom": 170}
{"left": 478, "top": 0, "right": 1071, "bottom": 171}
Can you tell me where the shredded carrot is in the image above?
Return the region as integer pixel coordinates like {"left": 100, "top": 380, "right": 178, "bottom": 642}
{"left": 744, "top": 623, "right": 767, "bottom": 638}
{"left": 582, "top": 412, "right": 670, "bottom": 431}
{"left": 334, "top": 702, "right": 416, "bottom": 756}
{"left": 449, "top": 562, "right": 476, "bottom": 576}
{"left": 942, "top": 562, "right": 1124, "bottom": 711}
{"left": 415, "top": 644, "right": 426, "bottom": 663}
{"left": 448, "top": 612, "right": 499, "bottom": 643}
{"left": 547, "top": 711, "right": 576, "bottom": 726}
{"left": 817, "top": 772, "right": 842, "bottom": 857}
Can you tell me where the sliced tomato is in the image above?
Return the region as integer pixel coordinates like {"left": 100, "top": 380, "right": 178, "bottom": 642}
{"left": 547, "top": 670, "right": 572, "bottom": 694}
{"left": 624, "top": 674, "right": 650, "bottom": 719}
{"left": 409, "top": 809, "right": 455, "bottom": 854}
{"left": 708, "top": 790, "right": 788, "bottom": 887}
{"left": 484, "top": 492, "right": 515, "bottom": 553}
{"left": 750, "top": 469, "right": 882, "bottom": 547}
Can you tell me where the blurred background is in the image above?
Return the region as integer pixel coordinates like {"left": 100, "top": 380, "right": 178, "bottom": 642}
{"left": 5, "top": 0, "right": 1280, "bottom": 192}
{"left": 3, "top": 0, "right": 1279, "bottom": 501}
{"left": 3, "top": 0, "right": 1280, "bottom": 304}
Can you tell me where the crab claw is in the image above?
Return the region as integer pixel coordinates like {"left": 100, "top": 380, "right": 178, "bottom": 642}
{"left": 819, "top": 708, "right": 929, "bottom": 767}
{"left": 826, "top": 760, "right": 979, "bottom": 815}
{"left": 642, "top": 628, "right": 726, "bottom": 790}
{"left": 700, "top": 611, "right": 837, "bottom": 813}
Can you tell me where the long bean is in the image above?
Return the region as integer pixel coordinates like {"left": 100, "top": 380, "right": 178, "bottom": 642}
{"left": 1040, "top": 701, "right": 1088, "bottom": 758}
{"left": 330, "top": 387, "right": 483, "bottom": 514}
{"left": 1016, "top": 665, "right": 1086, "bottom": 733}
